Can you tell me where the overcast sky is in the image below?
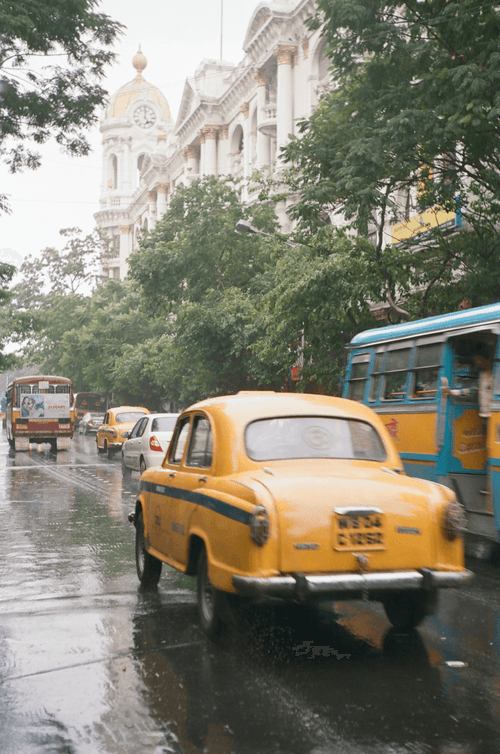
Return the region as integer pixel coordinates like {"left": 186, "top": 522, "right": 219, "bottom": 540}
{"left": 0, "top": 0, "right": 261, "bottom": 269}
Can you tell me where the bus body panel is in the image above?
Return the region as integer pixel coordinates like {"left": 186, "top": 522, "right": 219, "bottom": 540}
{"left": 344, "top": 303, "right": 500, "bottom": 542}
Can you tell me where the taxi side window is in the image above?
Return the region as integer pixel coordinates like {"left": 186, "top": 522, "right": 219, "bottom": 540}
{"left": 169, "top": 417, "right": 191, "bottom": 464}
{"left": 186, "top": 416, "right": 213, "bottom": 468}
{"left": 104, "top": 412, "right": 109, "bottom": 424}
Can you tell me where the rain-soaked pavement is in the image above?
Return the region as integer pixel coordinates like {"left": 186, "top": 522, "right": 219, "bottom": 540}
{"left": 1, "top": 431, "right": 500, "bottom": 754}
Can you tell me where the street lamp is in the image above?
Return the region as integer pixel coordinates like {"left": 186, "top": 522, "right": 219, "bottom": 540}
{"left": 234, "top": 219, "right": 297, "bottom": 247}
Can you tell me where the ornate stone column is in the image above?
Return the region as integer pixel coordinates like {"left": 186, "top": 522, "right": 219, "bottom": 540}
{"left": 183, "top": 144, "right": 200, "bottom": 178}
{"left": 198, "top": 129, "right": 206, "bottom": 176}
{"left": 253, "top": 68, "right": 269, "bottom": 172}
{"left": 148, "top": 189, "right": 157, "bottom": 230}
{"left": 122, "top": 138, "right": 131, "bottom": 190}
{"left": 156, "top": 183, "right": 168, "bottom": 219}
{"left": 200, "top": 126, "right": 219, "bottom": 176}
{"left": 275, "top": 45, "right": 297, "bottom": 154}
{"left": 240, "top": 103, "right": 250, "bottom": 179}
{"left": 119, "top": 224, "right": 132, "bottom": 279}
{"left": 218, "top": 125, "right": 229, "bottom": 174}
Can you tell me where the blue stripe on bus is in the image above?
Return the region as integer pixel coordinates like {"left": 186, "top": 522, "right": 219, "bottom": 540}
{"left": 140, "top": 480, "right": 252, "bottom": 526}
{"left": 400, "top": 453, "right": 437, "bottom": 463}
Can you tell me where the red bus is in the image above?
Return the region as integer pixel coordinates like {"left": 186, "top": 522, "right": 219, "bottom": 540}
{"left": 5, "top": 375, "right": 74, "bottom": 453}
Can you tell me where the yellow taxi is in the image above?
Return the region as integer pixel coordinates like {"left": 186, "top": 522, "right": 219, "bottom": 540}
{"left": 129, "top": 392, "right": 472, "bottom": 639}
{"left": 97, "top": 406, "right": 150, "bottom": 459}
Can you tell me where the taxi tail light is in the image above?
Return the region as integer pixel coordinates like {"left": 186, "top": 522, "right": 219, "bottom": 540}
{"left": 250, "top": 505, "right": 270, "bottom": 546}
{"left": 442, "top": 501, "right": 467, "bottom": 541}
{"left": 149, "top": 435, "right": 163, "bottom": 452}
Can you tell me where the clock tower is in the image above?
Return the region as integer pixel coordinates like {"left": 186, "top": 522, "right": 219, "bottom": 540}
{"left": 95, "top": 48, "right": 173, "bottom": 279}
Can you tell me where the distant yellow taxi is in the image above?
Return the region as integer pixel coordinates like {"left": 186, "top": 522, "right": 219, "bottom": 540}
{"left": 97, "top": 406, "right": 150, "bottom": 459}
{"left": 129, "top": 392, "right": 472, "bottom": 638}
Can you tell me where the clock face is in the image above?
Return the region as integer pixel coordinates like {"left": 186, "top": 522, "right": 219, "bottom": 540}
{"left": 134, "top": 105, "right": 156, "bottom": 129}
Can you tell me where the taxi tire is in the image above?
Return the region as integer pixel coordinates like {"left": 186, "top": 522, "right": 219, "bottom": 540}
{"left": 197, "top": 548, "right": 232, "bottom": 641}
{"left": 382, "top": 590, "right": 437, "bottom": 631}
{"left": 135, "top": 509, "right": 162, "bottom": 587}
{"left": 105, "top": 442, "right": 115, "bottom": 460}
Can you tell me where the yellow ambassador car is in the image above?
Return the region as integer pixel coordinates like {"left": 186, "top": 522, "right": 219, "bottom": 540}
{"left": 97, "top": 406, "right": 150, "bottom": 459}
{"left": 129, "top": 392, "right": 472, "bottom": 639}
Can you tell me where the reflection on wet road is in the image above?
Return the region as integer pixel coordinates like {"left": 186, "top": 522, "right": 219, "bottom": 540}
{"left": 1, "top": 432, "right": 500, "bottom": 753}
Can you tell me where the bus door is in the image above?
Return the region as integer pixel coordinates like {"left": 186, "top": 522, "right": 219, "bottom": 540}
{"left": 443, "top": 330, "right": 496, "bottom": 537}
{"left": 487, "top": 337, "right": 500, "bottom": 539}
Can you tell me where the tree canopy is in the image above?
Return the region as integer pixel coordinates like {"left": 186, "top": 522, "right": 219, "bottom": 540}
{"left": 0, "top": 0, "right": 122, "bottom": 212}
{"left": 127, "top": 176, "right": 286, "bottom": 404}
{"left": 284, "top": 0, "right": 500, "bottom": 318}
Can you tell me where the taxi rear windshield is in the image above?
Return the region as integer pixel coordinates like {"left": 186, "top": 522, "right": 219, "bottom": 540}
{"left": 245, "top": 416, "right": 386, "bottom": 462}
{"left": 115, "top": 411, "right": 147, "bottom": 423}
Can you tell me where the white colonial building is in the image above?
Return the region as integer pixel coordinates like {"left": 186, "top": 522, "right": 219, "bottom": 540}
{"left": 95, "top": 0, "right": 331, "bottom": 280}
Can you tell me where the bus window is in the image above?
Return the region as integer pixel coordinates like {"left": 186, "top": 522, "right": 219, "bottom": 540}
{"left": 347, "top": 353, "right": 371, "bottom": 401}
{"left": 368, "top": 351, "right": 384, "bottom": 402}
{"left": 382, "top": 347, "right": 411, "bottom": 401}
{"left": 410, "top": 343, "right": 443, "bottom": 400}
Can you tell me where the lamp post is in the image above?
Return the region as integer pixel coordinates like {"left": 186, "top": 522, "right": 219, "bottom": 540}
{"left": 234, "top": 219, "right": 297, "bottom": 247}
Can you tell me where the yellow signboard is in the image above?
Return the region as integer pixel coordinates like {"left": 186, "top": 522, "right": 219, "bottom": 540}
{"left": 391, "top": 207, "right": 456, "bottom": 244}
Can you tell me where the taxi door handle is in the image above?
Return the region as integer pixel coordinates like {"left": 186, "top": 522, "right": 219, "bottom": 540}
{"left": 199, "top": 476, "right": 208, "bottom": 483}
{"left": 169, "top": 471, "right": 177, "bottom": 478}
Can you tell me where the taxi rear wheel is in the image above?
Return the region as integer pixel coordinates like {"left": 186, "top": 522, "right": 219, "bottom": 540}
{"left": 382, "top": 590, "right": 437, "bottom": 631}
{"left": 197, "top": 548, "right": 233, "bottom": 640}
{"left": 135, "top": 510, "right": 162, "bottom": 587}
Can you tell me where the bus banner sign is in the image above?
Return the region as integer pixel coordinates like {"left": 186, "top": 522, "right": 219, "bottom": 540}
{"left": 21, "top": 393, "right": 70, "bottom": 419}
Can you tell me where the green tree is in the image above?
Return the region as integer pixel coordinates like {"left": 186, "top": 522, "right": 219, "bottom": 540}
{"left": 0, "top": 259, "right": 16, "bottom": 370}
{"left": 253, "top": 230, "right": 385, "bottom": 392}
{"left": 0, "top": 0, "right": 122, "bottom": 213}
{"left": 57, "top": 281, "right": 161, "bottom": 405}
{"left": 284, "top": 0, "right": 500, "bottom": 318}
{"left": 128, "top": 176, "right": 285, "bottom": 403}
{"left": 6, "top": 227, "right": 110, "bottom": 368}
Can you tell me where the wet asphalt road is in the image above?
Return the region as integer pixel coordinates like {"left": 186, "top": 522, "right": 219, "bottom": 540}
{"left": 1, "top": 431, "right": 500, "bottom": 754}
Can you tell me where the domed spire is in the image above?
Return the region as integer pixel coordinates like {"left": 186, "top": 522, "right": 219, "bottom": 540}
{"left": 132, "top": 47, "right": 147, "bottom": 77}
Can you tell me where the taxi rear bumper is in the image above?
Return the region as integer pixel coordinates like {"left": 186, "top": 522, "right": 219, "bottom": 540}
{"left": 232, "top": 568, "right": 474, "bottom": 599}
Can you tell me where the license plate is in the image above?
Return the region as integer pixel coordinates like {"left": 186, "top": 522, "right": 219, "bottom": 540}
{"left": 333, "top": 507, "right": 386, "bottom": 551}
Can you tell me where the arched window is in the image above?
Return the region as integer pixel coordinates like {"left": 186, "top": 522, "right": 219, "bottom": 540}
{"left": 108, "top": 154, "right": 118, "bottom": 190}
{"left": 230, "top": 125, "right": 244, "bottom": 177}
{"left": 136, "top": 153, "right": 146, "bottom": 187}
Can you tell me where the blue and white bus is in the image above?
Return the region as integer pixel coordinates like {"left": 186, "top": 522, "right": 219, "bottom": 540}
{"left": 343, "top": 302, "right": 500, "bottom": 542}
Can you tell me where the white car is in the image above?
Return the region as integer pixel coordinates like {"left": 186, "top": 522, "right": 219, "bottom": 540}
{"left": 121, "top": 413, "right": 179, "bottom": 474}
{"left": 78, "top": 412, "right": 105, "bottom": 435}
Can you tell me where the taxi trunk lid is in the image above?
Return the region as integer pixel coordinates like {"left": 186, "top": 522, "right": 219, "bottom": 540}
{"left": 253, "top": 465, "right": 437, "bottom": 574}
